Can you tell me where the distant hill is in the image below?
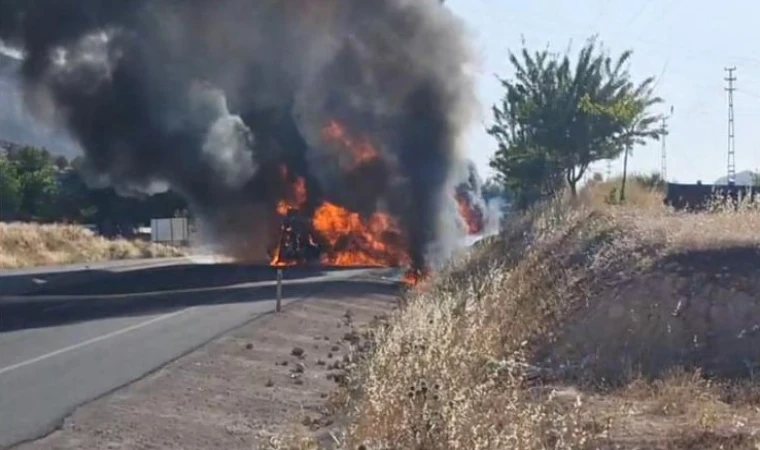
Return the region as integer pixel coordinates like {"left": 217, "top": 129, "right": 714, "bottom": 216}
{"left": 714, "top": 170, "right": 759, "bottom": 186}
{"left": 0, "top": 52, "right": 80, "bottom": 157}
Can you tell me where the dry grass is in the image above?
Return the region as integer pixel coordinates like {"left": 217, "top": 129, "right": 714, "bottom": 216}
{"left": 340, "top": 183, "right": 760, "bottom": 450}
{"left": 0, "top": 222, "right": 185, "bottom": 269}
{"left": 580, "top": 175, "right": 666, "bottom": 211}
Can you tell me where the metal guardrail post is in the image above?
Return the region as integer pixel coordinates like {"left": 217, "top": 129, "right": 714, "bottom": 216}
{"left": 276, "top": 268, "right": 283, "bottom": 312}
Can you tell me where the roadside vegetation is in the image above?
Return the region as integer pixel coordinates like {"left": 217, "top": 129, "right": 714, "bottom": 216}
{"left": 0, "top": 222, "right": 185, "bottom": 269}
{"left": 341, "top": 181, "right": 760, "bottom": 450}
{"left": 0, "top": 131, "right": 190, "bottom": 269}
{"left": 0, "top": 144, "right": 188, "bottom": 233}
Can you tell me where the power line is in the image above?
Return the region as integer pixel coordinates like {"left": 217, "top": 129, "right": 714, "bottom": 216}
{"left": 725, "top": 66, "right": 737, "bottom": 184}
{"left": 660, "top": 120, "right": 667, "bottom": 180}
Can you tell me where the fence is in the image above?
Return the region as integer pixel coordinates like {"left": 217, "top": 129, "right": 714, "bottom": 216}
{"left": 665, "top": 183, "right": 757, "bottom": 212}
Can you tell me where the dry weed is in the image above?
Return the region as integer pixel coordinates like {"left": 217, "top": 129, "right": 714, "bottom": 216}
{"left": 0, "top": 222, "right": 185, "bottom": 269}
{"left": 581, "top": 176, "right": 667, "bottom": 211}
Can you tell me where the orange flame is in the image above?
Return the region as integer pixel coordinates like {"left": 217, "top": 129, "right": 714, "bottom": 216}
{"left": 275, "top": 165, "right": 308, "bottom": 215}
{"left": 321, "top": 119, "right": 380, "bottom": 169}
{"left": 455, "top": 192, "right": 484, "bottom": 235}
{"left": 312, "top": 202, "right": 408, "bottom": 267}
{"left": 402, "top": 267, "right": 427, "bottom": 287}
{"left": 269, "top": 139, "right": 408, "bottom": 268}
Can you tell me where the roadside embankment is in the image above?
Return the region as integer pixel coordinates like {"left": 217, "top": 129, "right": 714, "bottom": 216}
{"left": 343, "top": 182, "right": 760, "bottom": 450}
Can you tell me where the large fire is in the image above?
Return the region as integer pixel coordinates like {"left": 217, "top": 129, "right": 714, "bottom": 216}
{"left": 270, "top": 119, "right": 486, "bottom": 287}
{"left": 270, "top": 121, "right": 409, "bottom": 268}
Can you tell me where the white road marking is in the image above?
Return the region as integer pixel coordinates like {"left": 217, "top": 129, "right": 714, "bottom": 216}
{"left": 0, "top": 307, "right": 195, "bottom": 376}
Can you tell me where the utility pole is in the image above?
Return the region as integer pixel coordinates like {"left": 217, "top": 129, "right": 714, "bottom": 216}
{"left": 660, "top": 117, "right": 668, "bottom": 181}
{"left": 661, "top": 106, "right": 674, "bottom": 181}
{"left": 725, "top": 67, "right": 737, "bottom": 185}
{"left": 606, "top": 159, "right": 612, "bottom": 180}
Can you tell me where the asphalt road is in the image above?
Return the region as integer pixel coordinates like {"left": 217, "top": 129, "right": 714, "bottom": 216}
{"left": 0, "top": 259, "right": 401, "bottom": 449}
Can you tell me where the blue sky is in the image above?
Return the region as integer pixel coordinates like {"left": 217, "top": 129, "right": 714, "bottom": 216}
{"left": 447, "top": 0, "right": 760, "bottom": 184}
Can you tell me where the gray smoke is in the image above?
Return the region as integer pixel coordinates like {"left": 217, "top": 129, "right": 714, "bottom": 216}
{"left": 0, "top": 0, "right": 477, "bottom": 268}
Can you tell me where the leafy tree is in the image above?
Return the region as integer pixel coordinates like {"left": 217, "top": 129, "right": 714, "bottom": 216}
{"left": 16, "top": 162, "right": 59, "bottom": 220}
{"left": 581, "top": 91, "right": 663, "bottom": 202}
{"left": 0, "top": 154, "right": 22, "bottom": 220}
{"left": 8, "top": 146, "right": 53, "bottom": 173}
{"left": 481, "top": 176, "right": 510, "bottom": 202}
{"left": 3, "top": 146, "right": 58, "bottom": 220}
{"left": 55, "top": 168, "right": 95, "bottom": 222}
{"left": 488, "top": 37, "right": 664, "bottom": 208}
{"left": 1, "top": 144, "right": 190, "bottom": 227}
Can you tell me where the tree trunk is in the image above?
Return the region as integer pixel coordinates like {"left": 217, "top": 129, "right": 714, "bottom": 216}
{"left": 620, "top": 145, "right": 630, "bottom": 203}
{"left": 566, "top": 167, "right": 577, "bottom": 197}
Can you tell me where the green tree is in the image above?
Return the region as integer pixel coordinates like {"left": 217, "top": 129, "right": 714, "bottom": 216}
{"left": 0, "top": 154, "right": 22, "bottom": 220}
{"left": 8, "top": 146, "right": 53, "bottom": 173}
{"left": 55, "top": 168, "right": 95, "bottom": 222}
{"left": 581, "top": 92, "right": 663, "bottom": 202}
{"left": 481, "top": 176, "right": 510, "bottom": 202}
{"left": 488, "top": 37, "right": 664, "bottom": 207}
{"left": 6, "top": 146, "right": 59, "bottom": 220}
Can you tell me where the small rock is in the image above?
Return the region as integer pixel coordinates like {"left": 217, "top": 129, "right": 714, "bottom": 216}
{"left": 292, "top": 363, "right": 306, "bottom": 374}
{"left": 294, "top": 378, "right": 304, "bottom": 385}
{"left": 291, "top": 347, "right": 305, "bottom": 358}
{"left": 332, "top": 372, "right": 347, "bottom": 385}
{"left": 316, "top": 359, "right": 326, "bottom": 366}
{"left": 245, "top": 343, "right": 253, "bottom": 350}
{"left": 327, "top": 352, "right": 333, "bottom": 359}
{"left": 343, "top": 331, "right": 361, "bottom": 345}
{"left": 265, "top": 379, "right": 274, "bottom": 387}
{"left": 331, "top": 345, "right": 340, "bottom": 352}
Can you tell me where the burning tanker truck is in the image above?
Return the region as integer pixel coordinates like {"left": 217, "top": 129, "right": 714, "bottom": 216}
{"left": 0, "top": 0, "right": 482, "bottom": 277}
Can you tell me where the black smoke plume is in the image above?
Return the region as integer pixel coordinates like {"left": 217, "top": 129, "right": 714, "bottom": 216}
{"left": 0, "top": 0, "right": 477, "bottom": 267}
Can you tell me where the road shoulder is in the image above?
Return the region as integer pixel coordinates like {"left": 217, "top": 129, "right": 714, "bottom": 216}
{"left": 14, "top": 287, "right": 396, "bottom": 450}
